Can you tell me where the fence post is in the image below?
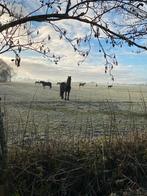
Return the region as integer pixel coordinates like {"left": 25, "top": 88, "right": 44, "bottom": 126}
{"left": 0, "top": 97, "right": 8, "bottom": 196}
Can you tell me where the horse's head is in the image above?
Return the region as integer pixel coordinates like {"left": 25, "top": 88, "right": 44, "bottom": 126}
{"left": 67, "top": 76, "right": 71, "bottom": 86}
{"left": 67, "top": 76, "right": 71, "bottom": 82}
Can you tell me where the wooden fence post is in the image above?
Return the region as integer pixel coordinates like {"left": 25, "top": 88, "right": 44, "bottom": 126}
{"left": 0, "top": 97, "right": 8, "bottom": 196}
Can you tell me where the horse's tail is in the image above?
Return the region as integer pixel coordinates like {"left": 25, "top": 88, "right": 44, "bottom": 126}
{"left": 60, "top": 83, "right": 64, "bottom": 99}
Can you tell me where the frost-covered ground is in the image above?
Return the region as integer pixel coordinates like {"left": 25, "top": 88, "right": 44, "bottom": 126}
{"left": 1, "top": 82, "right": 147, "bottom": 144}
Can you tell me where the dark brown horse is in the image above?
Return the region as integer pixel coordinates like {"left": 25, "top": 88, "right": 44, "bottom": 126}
{"left": 40, "top": 81, "right": 52, "bottom": 89}
{"left": 60, "top": 76, "right": 71, "bottom": 100}
{"left": 79, "top": 82, "right": 86, "bottom": 87}
{"left": 108, "top": 85, "right": 113, "bottom": 88}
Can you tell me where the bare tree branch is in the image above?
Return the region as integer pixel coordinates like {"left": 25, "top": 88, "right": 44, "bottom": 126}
{"left": 0, "top": 0, "right": 147, "bottom": 75}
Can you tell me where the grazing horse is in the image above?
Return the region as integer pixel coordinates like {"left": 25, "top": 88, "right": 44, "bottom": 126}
{"left": 60, "top": 76, "right": 71, "bottom": 100}
{"left": 79, "top": 82, "right": 86, "bottom": 87}
{"left": 40, "top": 81, "right": 52, "bottom": 89}
{"left": 108, "top": 85, "right": 113, "bottom": 88}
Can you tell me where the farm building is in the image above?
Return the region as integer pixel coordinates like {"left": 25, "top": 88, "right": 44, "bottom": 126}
{"left": 0, "top": 59, "right": 13, "bottom": 82}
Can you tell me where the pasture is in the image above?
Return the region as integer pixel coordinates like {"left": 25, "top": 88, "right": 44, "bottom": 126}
{"left": 1, "top": 82, "right": 147, "bottom": 195}
{"left": 1, "top": 82, "right": 147, "bottom": 145}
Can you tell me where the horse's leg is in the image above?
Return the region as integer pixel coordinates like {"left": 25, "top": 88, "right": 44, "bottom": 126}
{"left": 67, "top": 91, "right": 69, "bottom": 100}
{"left": 61, "top": 91, "right": 64, "bottom": 99}
{"left": 60, "top": 91, "right": 63, "bottom": 99}
{"left": 65, "top": 91, "right": 67, "bottom": 100}
{"left": 60, "top": 92, "right": 63, "bottom": 99}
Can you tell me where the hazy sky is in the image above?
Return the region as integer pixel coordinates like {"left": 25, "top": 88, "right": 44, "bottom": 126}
{"left": 1, "top": 0, "right": 147, "bottom": 84}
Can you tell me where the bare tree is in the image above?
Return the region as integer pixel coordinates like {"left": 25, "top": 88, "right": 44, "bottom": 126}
{"left": 0, "top": 59, "right": 14, "bottom": 82}
{"left": 0, "top": 0, "right": 147, "bottom": 78}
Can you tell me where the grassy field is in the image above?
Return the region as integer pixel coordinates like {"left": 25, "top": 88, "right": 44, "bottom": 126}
{"left": 1, "top": 82, "right": 147, "bottom": 195}
{"left": 0, "top": 82, "right": 147, "bottom": 145}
